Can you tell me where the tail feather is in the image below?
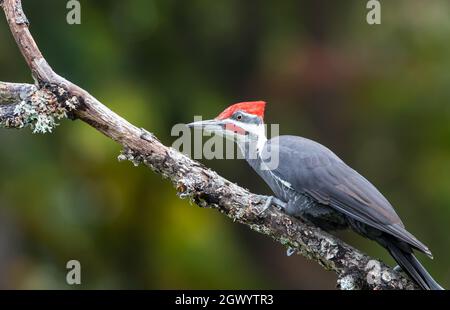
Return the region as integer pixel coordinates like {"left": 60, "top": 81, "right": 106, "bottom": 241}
{"left": 388, "top": 243, "right": 443, "bottom": 290}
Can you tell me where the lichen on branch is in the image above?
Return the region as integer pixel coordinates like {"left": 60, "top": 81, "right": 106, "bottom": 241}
{"left": 0, "top": 84, "right": 79, "bottom": 133}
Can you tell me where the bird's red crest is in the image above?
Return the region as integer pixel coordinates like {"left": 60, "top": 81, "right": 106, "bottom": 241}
{"left": 216, "top": 101, "right": 266, "bottom": 121}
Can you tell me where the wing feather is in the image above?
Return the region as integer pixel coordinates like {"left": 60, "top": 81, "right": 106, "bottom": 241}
{"left": 265, "top": 136, "right": 432, "bottom": 257}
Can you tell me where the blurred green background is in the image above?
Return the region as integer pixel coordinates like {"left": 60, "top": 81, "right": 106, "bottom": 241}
{"left": 0, "top": 0, "right": 449, "bottom": 289}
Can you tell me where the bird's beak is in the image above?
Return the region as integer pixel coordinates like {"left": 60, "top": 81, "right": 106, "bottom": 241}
{"left": 186, "top": 119, "right": 225, "bottom": 133}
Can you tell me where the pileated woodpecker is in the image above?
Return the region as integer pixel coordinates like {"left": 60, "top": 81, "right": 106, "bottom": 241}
{"left": 188, "top": 101, "right": 443, "bottom": 290}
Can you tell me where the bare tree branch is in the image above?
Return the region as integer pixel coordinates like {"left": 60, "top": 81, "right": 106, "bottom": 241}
{"left": 0, "top": 82, "right": 36, "bottom": 104}
{"left": 0, "top": 0, "right": 418, "bottom": 289}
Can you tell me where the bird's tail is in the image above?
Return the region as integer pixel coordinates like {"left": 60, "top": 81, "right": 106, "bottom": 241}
{"left": 387, "top": 243, "right": 443, "bottom": 290}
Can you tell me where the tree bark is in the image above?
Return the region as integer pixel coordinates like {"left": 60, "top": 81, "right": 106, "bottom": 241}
{"left": 0, "top": 0, "right": 418, "bottom": 290}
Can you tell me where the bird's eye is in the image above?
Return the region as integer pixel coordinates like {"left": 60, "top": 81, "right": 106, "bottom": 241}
{"left": 237, "top": 114, "right": 242, "bottom": 120}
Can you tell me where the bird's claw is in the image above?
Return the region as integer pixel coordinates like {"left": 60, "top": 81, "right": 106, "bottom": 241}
{"left": 256, "top": 196, "right": 287, "bottom": 216}
{"left": 286, "top": 247, "right": 296, "bottom": 256}
{"left": 140, "top": 128, "right": 155, "bottom": 142}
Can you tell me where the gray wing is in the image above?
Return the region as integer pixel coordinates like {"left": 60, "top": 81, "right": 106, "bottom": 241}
{"left": 263, "top": 136, "right": 431, "bottom": 257}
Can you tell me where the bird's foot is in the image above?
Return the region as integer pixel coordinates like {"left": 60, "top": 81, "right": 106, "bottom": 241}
{"left": 393, "top": 265, "right": 402, "bottom": 272}
{"left": 140, "top": 128, "right": 156, "bottom": 142}
{"left": 256, "top": 196, "right": 286, "bottom": 216}
{"left": 286, "top": 247, "right": 296, "bottom": 257}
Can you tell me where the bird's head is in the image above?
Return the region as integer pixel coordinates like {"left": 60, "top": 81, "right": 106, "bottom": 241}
{"left": 187, "top": 101, "right": 267, "bottom": 147}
